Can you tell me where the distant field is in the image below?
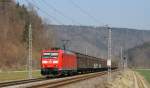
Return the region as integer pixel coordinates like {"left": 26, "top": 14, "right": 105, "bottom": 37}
{"left": 0, "top": 70, "right": 41, "bottom": 82}
{"left": 136, "top": 69, "right": 150, "bottom": 83}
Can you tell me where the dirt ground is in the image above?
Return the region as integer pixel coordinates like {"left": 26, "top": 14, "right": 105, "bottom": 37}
{"left": 106, "top": 70, "right": 135, "bottom": 88}
{"left": 58, "top": 70, "right": 136, "bottom": 88}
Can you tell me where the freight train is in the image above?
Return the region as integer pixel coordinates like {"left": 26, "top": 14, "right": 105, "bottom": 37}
{"left": 40, "top": 48, "right": 117, "bottom": 77}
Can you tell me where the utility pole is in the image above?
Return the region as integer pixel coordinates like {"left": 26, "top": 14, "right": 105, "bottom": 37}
{"left": 120, "top": 47, "right": 123, "bottom": 70}
{"left": 85, "top": 47, "right": 87, "bottom": 55}
{"left": 28, "top": 24, "right": 32, "bottom": 79}
{"left": 123, "top": 56, "right": 126, "bottom": 70}
{"left": 61, "top": 39, "right": 70, "bottom": 50}
{"left": 126, "top": 57, "right": 128, "bottom": 69}
{"left": 107, "top": 26, "right": 112, "bottom": 81}
{"left": 125, "top": 29, "right": 128, "bottom": 69}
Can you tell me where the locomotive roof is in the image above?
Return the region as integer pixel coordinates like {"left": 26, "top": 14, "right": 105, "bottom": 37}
{"left": 42, "top": 48, "right": 105, "bottom": 60}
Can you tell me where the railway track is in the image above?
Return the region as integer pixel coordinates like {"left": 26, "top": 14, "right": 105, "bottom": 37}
{"left": 0, "top": 78, "right": 45, "bottom": 87}
{"left": 1, "top": 70, "right": 117, "bottom": 88}
{"left": 27, "top": 71, "right": 109, "bottom": 88}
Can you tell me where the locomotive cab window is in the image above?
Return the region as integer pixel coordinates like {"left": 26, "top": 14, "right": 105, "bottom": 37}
{"left": 43, "top": 52, "right": 58, "bottom": 59}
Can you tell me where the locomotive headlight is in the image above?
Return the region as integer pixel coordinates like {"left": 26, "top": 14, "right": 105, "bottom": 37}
{"left": 53, "top": 61, "right": 58, "bottom": 64}
{"left": 42, "top": 61, "right": 48, "bottom": 64}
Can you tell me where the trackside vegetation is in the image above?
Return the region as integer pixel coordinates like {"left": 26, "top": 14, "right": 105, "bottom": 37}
{"left": 136, "top": 69, "right": 150, "bottom": 83}
{"left": 0, "top": 70, "right": 41, "bottom": 82}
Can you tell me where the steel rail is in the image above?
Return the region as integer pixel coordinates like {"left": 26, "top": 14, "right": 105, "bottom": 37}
{"left": 0, "top": 70, "right": 117, "bottom": 87}
{"left": 0, "top": 78, "right": 45, "bottom": 87}
{"left": 27, "top": 71, "right": 114, "bottom": 88}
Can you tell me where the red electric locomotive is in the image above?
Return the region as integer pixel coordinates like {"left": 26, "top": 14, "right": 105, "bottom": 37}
{"left": 41, "top": 48, "right": 77, "bottom": 76}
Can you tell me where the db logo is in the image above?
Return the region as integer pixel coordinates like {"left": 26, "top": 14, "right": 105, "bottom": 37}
{"left": 48, "top": 61, "right": 52, "bottom": 63}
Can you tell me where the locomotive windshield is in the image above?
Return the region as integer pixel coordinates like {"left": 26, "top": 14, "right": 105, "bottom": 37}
{"left": 43, "top": 52, "right": 58, "bottom": 59}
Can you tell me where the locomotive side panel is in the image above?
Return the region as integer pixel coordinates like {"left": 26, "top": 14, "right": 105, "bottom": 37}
{"left": 61, "top": 53, "right": 77, "bottom": 70}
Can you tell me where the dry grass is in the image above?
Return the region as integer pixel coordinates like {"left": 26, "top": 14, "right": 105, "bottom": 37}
{"left": 136, "top": 69, "right": 150, "bottom": 83}
{"left": 0, "top": 70, "right": 41, "bottom": 82}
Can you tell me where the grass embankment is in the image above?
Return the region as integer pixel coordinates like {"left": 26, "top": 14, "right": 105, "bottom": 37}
{"left": 136, "top": 69, "right": 150, "bottom": 83}
{"left": 0, "top": 70, "right": 41, "bottom": 82}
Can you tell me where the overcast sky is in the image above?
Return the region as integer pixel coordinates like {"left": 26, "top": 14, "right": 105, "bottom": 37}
{"left": 16, "top": 0, "right": 150, "bottom": 30}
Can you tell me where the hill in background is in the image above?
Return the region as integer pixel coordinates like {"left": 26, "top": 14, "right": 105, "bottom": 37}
{"left": 128, "top": 42, "right": 150, "bottom": 68}
{"left": 49, "top": 25, "right": 150, "bottom": 68}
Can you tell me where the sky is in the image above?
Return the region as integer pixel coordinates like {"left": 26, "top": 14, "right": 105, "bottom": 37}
{"left": 16, "top": 0, "right": 150, "bottom": 30}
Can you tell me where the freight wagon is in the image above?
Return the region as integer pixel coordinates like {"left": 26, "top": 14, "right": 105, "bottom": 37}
{"left": 75, "top": 52, "right": 107, "bottom": 72}
{"left": 40, "top": 48, "right": 115, "bottom": 77}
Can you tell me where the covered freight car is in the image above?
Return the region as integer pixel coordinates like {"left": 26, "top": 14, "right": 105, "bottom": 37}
{"left": 74, "top": 52, "right": 107, "bottom": 72}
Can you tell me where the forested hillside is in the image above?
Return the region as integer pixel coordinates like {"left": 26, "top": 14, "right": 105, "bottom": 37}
{"left": 128, "top": 42, "right": 150, "bottom": 68}
{"left": 0, "top": 0, "right": 55, "bottom": 70}
{"left": 49, "top": 25, "right": 150, "bottom": 68}
{"left": 51, "top": 25, "right": 150, "bottom": 56}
